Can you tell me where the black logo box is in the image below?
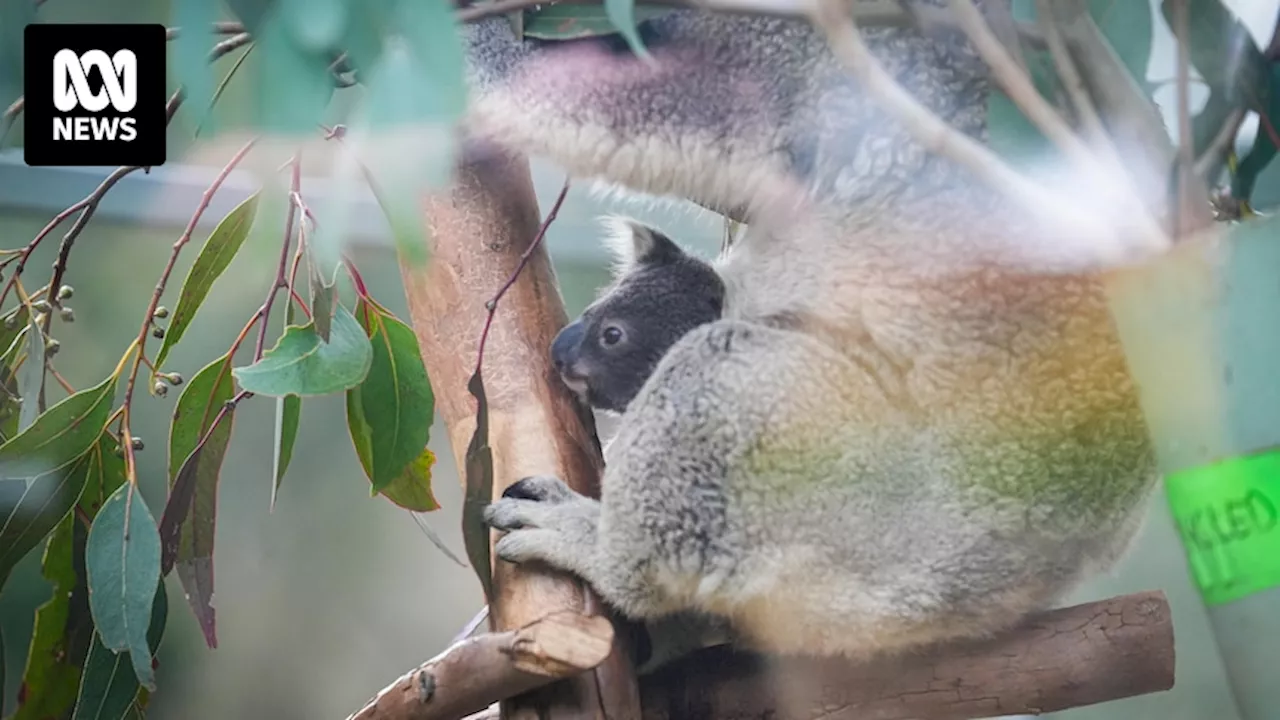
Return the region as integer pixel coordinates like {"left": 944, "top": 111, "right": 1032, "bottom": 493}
{"left": 23, "top": 24, "right": 167, "bottom": 168}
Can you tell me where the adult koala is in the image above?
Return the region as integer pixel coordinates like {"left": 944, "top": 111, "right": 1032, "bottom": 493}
{"left": 468, "top": 1, "right": 1157, "bottom": 658}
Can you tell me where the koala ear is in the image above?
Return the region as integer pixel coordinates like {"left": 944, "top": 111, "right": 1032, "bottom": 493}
{"left": 600, "top": 216, "right": 684, "bottom": 273}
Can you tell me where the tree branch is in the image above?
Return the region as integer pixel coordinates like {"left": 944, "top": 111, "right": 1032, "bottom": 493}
{"left": 642, "top": 590, "right": 1174, "bottom": 719}
{"left": 347, "top": 612, "right": 615, "bottom": 720}
{"left": 352, "top": 590, "right": 1174, "bottom": 720}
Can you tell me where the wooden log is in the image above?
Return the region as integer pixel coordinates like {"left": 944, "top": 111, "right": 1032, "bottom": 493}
{"left": 399, "top": 143, "right": 642, "bottom": 719}
{"left": 349, "top": 591, "right": 1174, "bottom": 720}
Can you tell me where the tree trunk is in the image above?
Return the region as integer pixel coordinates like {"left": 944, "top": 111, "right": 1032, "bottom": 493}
{"left": 399, "top": 144, "right": 642, "bottom": 720}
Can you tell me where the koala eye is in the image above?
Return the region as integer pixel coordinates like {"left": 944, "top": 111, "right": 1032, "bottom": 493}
{"left": 601, "top": 325, "right": 626, "bottom": 347}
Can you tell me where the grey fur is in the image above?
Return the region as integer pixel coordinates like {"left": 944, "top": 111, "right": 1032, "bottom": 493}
{"left": 472, "top": 3, "right": 1158, "bottom": 660}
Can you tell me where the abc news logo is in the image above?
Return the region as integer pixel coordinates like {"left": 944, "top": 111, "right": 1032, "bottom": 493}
{"left": 24, "top": 24, "right": 166, "bottom": 167}
{"left": 53, "top": 49, "right": 140, "bottom": 142}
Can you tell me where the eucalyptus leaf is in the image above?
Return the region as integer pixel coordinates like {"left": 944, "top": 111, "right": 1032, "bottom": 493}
{"left": 0, "top": 447, "right": 92, "bottom": 592}
{"left": 222, "top": 0, "right": 276, "bottom": 34}
{"left": 84, "top": 484, "right": 162, "bottom": 691}
{"left": 394, "top": 0, "right": 467, "bottom": 120}
{"left": 359, "top": 157, "right": 430, "bottom": 265}
{"left": 159, "top": 353, "right": 236, "bottom": 647}
{"left": 17, "top": 316, "right": 45, "bottom": 432}
{"left": 164, "top": 353, "right": 234, "bottom": 483}
{"left": 378, "top": 448, "right": 441, "bottom": 513}
{"left": 271, "top": 300, "right": 302, "bottom": 511}
{"left": 604, "top": 0, "right": 653, "bottom": 60}
{"left": 78, "top": 433, "right": 128, "bottom": 520}
{"left": 155, "top": 193, "right": 260, "bottom": 370}
{"left": 73, "top": 635, "right": 136, "bottom": 720}
{"left": 252, "top": 14, "right": 336, "bottom": 134}
{"left": 1089, "top": 0, "right": 1153, "bottom": 91}
{"left": 1232, "top": 64, "right": 1280, "bottom": 204}
{"left": 308, "top": 262, "right": 336, "bottom": 343}
{"left": 0, "top": 372, "right": 119, "bottom": 483}
{"left": 73, "top": 582, "right": 166, "bottom": 720}
{"left": 271, "top": 394, "right": 300, "bottom": 511}
{"left": 354, "top": 36, "right": 461, "bottom": 196}
{"left": 232, "top": 304, "right": 372, "bottom": 397}
{"left": 0, "top": 305, "right": 31, "bottom": 368}
{"left": 281, "top": 0, "right": 347, "bottom": 51}
{"left": 10, "top": 514, "right": 82, "bottom": 720}
{"left": 1162, "top": 0, "right": 1269, "bottom": 111}
{"left": 0, "top": 0, "right": 34, "bottom": 144}
{"left": 174, "top": 0, "right": 219, "bottom": 135}
{"left": 358, "top": 6, "right": 465, "bottom": 129}
{"left": 335, "top": 4, "right": 387, "bottom": 80}
{"left": 345, "top": 301, "right": 434, "bottom": 494}
{"left": 462, "top": 371, "right": 494, "bottom": 603}
{"left": 0, "top": 319, "right": 30, "bottom": 445}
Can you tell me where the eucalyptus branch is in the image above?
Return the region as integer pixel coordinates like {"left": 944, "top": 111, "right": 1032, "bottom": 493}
{"left": 1034, "top": 0, "right": 1106, "bottom": 146}
{"left": 473, "top": 178, "right": 570, "bottom": 376}
{"left": 4, "top": 107, "right": 159, "bottom": 316}
{"left": 119, "top": 138, "right": 258, "bottom": 484}
{"left": 195, "top": 44, "right": 256, "bottom": 139}
{"left": 809, "top": 0, "right": 1155, "bottom": 267}
{"left": 0, "top": 173, "right": 122, "bottom": 309}
{"left": 22, "top": 85, "right": 185, "bottom": 416}
{"left": 4, "top": 87, "right": 180, "bottom": 314}
{"left": 1045, "top": 0, "right": 1179, "bottom": 217}
{"left": 1170, "top": 0, "right": 1214, "bottom": 234}
{"left": 947, "top": 0, "right": 1169, "bottom": 251}
{"left": 43, "top": 166, "right": 139, "bottom": 312}
{"left": 252, "top": 157, "right": 303, "bottom": 359}
{"left": 985, "top": 0, "right": 1029, "bottom": 78}
{"left": 0, "top": 97, "right": 23, "bottom": 145}
{"left": 210, "top": 33, "right": 252, "bottom": 62}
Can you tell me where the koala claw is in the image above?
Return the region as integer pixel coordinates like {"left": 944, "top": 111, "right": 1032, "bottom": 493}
{"left": 485, "top": 490, "right": 602, "bottom": 574}
{"left": 484, "top": 498, "right": 542, "bottom": 531}
{"left": 502, "top": 475, "right": 577, "bottom": 504}
{"left": 493, "top": 529, "right": 562, "bottom": 564}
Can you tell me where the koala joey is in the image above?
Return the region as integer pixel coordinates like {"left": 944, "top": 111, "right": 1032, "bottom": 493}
{"left": 551, "top": 217, "right": 725, "bottom": 414}
{"left": 472, "top": 3, "right": 1159, "bottom": 660}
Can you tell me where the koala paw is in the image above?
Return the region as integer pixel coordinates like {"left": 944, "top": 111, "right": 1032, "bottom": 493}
{"left": 501, "top": 475, "right": 577, "bottom": 504}
{"left": 484, "top": 478, "right": 601, "bottom": 574}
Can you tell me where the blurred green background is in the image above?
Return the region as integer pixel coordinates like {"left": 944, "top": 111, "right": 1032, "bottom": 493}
{"left": 0, "top": 0, "right": 1276, "bottom": 718}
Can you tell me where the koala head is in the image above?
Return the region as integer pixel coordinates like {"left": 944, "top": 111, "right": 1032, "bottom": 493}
{"left": 551, "top": 217, "right": 725, "bottom": 413}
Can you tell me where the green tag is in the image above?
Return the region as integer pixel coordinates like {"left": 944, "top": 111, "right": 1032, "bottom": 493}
{"left": 1166, "top": 448, "right": 1280, "bottom": 606}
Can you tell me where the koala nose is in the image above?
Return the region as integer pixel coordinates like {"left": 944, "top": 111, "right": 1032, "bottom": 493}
{"left": 551, "top": 321, "right": 585, "bottom": 373}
